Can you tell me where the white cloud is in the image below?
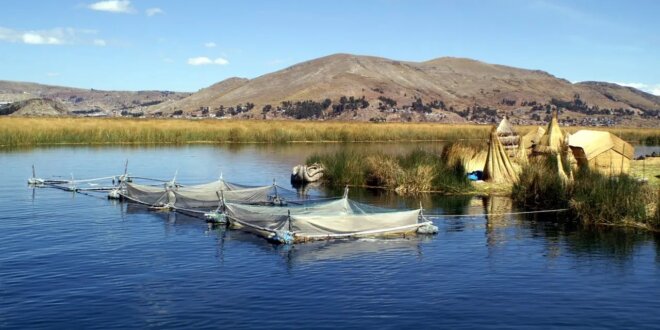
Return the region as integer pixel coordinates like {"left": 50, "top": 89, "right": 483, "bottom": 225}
{"left": 188, "top": 57, "right": 213, "bottom": 65}
{"left": 615, "top": 82, "right": 646, "bottom": 89}
{"left": 88, "top": 0, "right": 135, "bottom": 13}
{"left": 0, "top": 27, "right": 98, "bottom": 45}
{"left": 204, "top": 42, "right": 216, "bottom": 48}
{"left": 614, "top": 82, "right": 660, "bottom": 96}
{"left": 93, "top": 39, "right": 106, "bottom": 46}
{"left": 146, "top": 7, "right": 164, "bottom": 16}
{"left": 213, "top": 58, "right": 228, "bottom": 65}
{"left": 162, "top": 57, "right": 174, "bottom": 63}
{"left": 187, "top": 56, "right": 229, "bottom": 66}
{"left": 22, "top": 33, "right": 62, "bottom": 45}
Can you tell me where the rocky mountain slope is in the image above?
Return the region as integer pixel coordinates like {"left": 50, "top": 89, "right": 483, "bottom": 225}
{"left": 150, "top": 54, "right": 660, "bottom": 126}
{"left": 2, "top": 54, "right": 658, "bottom": 126}
{"left": 0, "top": 98, "right": 69, "bottom": 116}
{"left": 0, "top": 80, "right": 190, "bottom": 116}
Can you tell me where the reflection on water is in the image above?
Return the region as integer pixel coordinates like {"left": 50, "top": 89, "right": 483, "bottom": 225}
{"left": 2, "top": 145, "right": 660, "bottom": 329}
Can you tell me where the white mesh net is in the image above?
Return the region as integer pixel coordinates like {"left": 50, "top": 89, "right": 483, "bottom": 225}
{"left": 123, "top": 179, "right": 315, "bottom": 210}
{"left": 224, "top": 198, "right": 430, "bottom": 243}
{"left": 122, "top": 179, "right": 435, "bottom": 244}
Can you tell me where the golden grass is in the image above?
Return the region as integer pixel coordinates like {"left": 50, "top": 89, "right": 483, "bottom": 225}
{"left": 0, "top": 117, "right": 491, "bottom": 147}
{"left": 631, "top": 158, "right": 660, "bottom": 187}
{"left": 0, "top": 117, "right": 658, "bottom": 147}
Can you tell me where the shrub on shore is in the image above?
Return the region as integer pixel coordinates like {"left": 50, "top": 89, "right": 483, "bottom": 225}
{"left": 306, "top": 149, "right": 472, "bottom": 194}
{"left": 512, "top": 155, "right": 658, "bottom": 230}
{"left": 511, "top": 155, "right": 571, "bottom": 210}
{"left": 571, "top": 170, "right": 652, "bottom": 226}
{"left": 650, "top": 189, "right": 660, "bottom": 227}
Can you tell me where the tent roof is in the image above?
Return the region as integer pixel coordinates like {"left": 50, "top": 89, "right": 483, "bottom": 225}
{"left": 496, "top": 116, "right": 516, "bottom": 136}
{"left": 522, "top": 126, "right": 546, "bottom": 148}
{"left": 534, "top": 110, "right": 564, "bottom": 153}
{"left": 483, "top": 127, "right": 519, "bottom": 183}
{"left": 568, "top": 130, "right": 634, "bottom": 160}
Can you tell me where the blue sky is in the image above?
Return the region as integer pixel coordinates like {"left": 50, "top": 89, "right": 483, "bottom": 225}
{"left": 0, "top": 0, "right": 658, "bottom": 94}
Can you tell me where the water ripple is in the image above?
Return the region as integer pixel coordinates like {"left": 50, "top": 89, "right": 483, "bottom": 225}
{"left": 1, "top": 146, "right": 659, "bottom": 329}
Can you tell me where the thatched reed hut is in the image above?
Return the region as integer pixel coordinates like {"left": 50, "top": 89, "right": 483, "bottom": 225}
{"left": 568, "top": 130, "right": 634, "bottom": 175}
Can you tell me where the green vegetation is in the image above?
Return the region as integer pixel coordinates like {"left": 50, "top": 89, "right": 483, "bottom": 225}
{"left": 332, "top": 96, "right": 369, "bottom": 113}
{"left": 655, "top": 191, "right": 660, "bottom": 226}
{"left": 306, "top": 149, "right": 472, "bottom": 194}
{"left": 512, "top": 156, "right": 659, "bottom": 231}
{"left": 280, "top": 100, "right": 332, "bottom": 119}
{"left": 511, "top": 156, "right": 571, "bottom": 210}
{"left": 571, "top": 170, "right": 655, "bottom": 227}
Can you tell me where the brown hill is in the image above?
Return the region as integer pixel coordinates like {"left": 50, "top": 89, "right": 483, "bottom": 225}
{"left": 0, "top": 80, "right": 190, "bottom": 116}
{"left": 1, "top": 98, "right": 69, "bottom": 116}
{"left": 150, "top": 77, "right": 248, "bottom": 114}
{"left": 576, "top": 81, "right": 660, "bottom": 110}
{"left": 149, "top": 53, "right": 660, "bottom": 125}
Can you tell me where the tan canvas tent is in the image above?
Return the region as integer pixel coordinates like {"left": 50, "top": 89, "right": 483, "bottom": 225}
{"left": 533, "top": 110, "right": 564, "bottom": 155}
{"left": 483, "top": 127, "right": 519, "bottom": 183}
{"left": 496, "top": 116, "right": 520, "bottom": 156}
{"left": 568, "top": 130, "right": 634, "bottom": 175}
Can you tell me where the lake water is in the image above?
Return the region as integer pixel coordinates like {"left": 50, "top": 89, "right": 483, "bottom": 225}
{"left": 1, "top": 144, "right": 660, "bottom": 329}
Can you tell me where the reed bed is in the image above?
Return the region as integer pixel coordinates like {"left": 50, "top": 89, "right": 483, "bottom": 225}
{"left": 511, "top": 156, "right": 572, "bottom": 210}
{"left": 571, "top": 170, "right": 654, "bottom": 227}
{"left": 306, "top": 149, "right": 472, "bottom": 194}
{"left": 1, "top": 117, "right": 657, "bottom": 147}
{"left": 0, "top": 117, "right": 491, "bottom": 147}
{"left": 654, "top": 191, "right": 660, "bottom": 226}
{"left": 511, "top": 156, "right": 659, "bottom": 230}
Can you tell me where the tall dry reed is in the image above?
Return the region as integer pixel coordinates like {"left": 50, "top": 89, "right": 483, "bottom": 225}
{"left": 0, "top": 117, "right": 491, "bottom": 147}
{"left": 306, "top": 149, "right": 472, "bottom": 194}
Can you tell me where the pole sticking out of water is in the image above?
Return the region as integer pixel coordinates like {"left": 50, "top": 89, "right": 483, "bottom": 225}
{"left": 168, "top": 170, "right": 178, "bottom": 188}
{"left": 288, "top": 209, "right": 292, "bottom": 232}
{"left": 28, "top": 164, "right": 43, "bottom": 185}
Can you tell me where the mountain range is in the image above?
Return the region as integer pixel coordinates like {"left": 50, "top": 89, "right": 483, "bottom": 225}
{"left": 1, "top": 54, "right": 658, "bottom": 126}
{"left": 0, "top": 80, "right": 189, "bottom": 116}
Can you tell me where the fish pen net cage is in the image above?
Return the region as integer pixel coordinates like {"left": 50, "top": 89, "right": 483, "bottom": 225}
{"left": 121, "top": 179, "right": 325, "bottom": 214}
{"left": 224, "top": 197, "right": 436, "bottom": 244}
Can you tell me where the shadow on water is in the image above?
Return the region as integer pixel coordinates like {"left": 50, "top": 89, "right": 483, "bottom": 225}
{"left": 120, "top": 181, "right": 660, "bottom": 267}
{"left": 553, "top": 224, "right": 658, "bottom": 263}
{"left": 124, "top": 198, "right": 432, "bottom": 268}
{"left": 464, "top": 194, "right": 660, "bottom": 264}
{"left": 514, "top": 207, "right": 660, "bottom": 264}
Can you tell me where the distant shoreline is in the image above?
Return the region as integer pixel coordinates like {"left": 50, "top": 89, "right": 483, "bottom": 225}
{"left": 1, "top": 117, "right": 658, "bottom": 148}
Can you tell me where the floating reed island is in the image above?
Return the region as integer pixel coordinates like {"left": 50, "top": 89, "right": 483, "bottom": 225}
{"left": 309, "top": 111, "right": 660, "bottom": 231}
{"left": 1, "top": 117, "right": 659, "bottom": 147}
